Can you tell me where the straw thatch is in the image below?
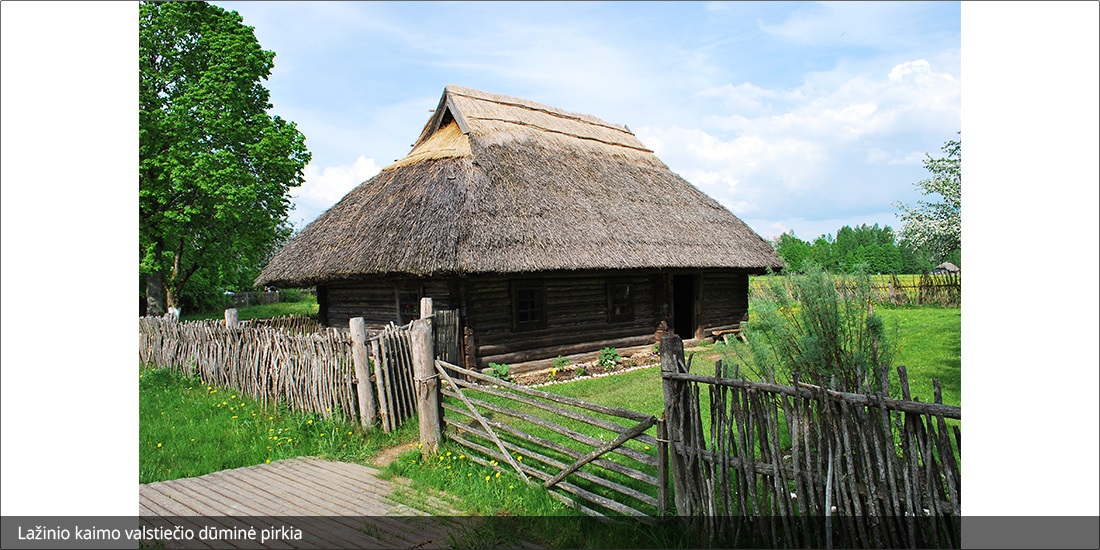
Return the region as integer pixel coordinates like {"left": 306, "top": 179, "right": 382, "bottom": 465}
{"left": 258, "top": 85, "right": 782, "bottom": 287}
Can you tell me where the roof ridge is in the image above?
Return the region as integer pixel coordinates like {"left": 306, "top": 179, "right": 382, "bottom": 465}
{"left": 468, "top": 115, "right": 653, "bottom": 153}
{"left": 445, "top": 86, "right": 633, "bottom": 136}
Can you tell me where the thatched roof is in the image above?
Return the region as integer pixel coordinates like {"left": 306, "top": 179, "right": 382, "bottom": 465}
{"left": 258, "top": 85, "right": 783, "bottom": 287}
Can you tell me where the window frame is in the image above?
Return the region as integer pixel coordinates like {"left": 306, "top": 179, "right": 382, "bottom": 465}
{"left": 606, "top": 279, "right": 635, "bottom": 323}
{"left": 510, "top": 279, "right": 547, "bottom": 332}
{"left": 395, "top": 284, "right": 424, "bottom": 324}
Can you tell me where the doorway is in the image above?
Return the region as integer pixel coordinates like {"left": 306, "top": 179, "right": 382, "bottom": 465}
{"left": 672, "top": 274, "right": 696, "bottom": 340}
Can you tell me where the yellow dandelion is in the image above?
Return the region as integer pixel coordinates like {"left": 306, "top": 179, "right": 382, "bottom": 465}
{"left": 232, "top": 415, "right": 238, "bottom": 419}
{"left": 485, "top": 476, "right": 491, "bottom": 482}
{"left": 266, "top": 459, "right": 271, "bottom": 464}
{"left": 190, "top": 438, "right": 195, "bottom": 442}
{"left": 320, "top": 433, "right": 325, "bottom": 437}
{"left": 446, "top": 452, "right": 452, "bottom": 457}
{"left": 468, "top": 473, "right": 473, "bottom": 477}
{"left": 509, "top": 485, "right": 515, "bottom": 490}
{"left": 459, "top": 454, "right": 465, "bottom": 459}
{"left": 645, "top": 446, "right": 651, "bottom": 451}
{"left": 231, "top": 394, "right": 236, "bottom": 399}
{"left": 495, "top": 472, "right": 501, "bottom": 478}
{"left": 516, "top": 456, "right": 522, "bottom": 461}
{"left": 286, "top": 439, "right": 292, "bottom": 443}
{"left": 307, "top": 419, "right": 313, "bottom": 425}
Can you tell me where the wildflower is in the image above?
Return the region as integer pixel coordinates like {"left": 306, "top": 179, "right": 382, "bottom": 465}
{"left": 266, "top": 459, "right": 271, "bottom": 464}
{"left": 495, "top": 472, "right": 500, "bottom": 478}
{"left": 156, "top": 443, "right": 162, "bottom": 448}
{"left": 190, "top": 438, "right": 195, "bottom": 442}
{"left": 232, "top": 415, "right": 238, "bottom": 419}
{"left": 347, "top": 431, "right": 353, "bottom": 436}
{"left": 485, "top": 476, "right": 491, "bottom": 482}
{"left": 509, "top": 485, "right": 515, "bottom": 490}
{"left": 468, "top": 473, "right": 473, "bottom": 477}
{"left": 446, "top": 452, "right": 452, "bottom": 457}
{"left": 516, "top": 456, "right": 522, "bottom": 461}
{"left": 307, "top": 420, "right": 313, "bottom": 425}
{"left": 319, "top": 433, "right": 325, "bottom": 437}
{"left": 231, "top": 394, "right": 236, "bottom": 399}
{"left": 645, "top": 446, "right": 651, "bottom": 451}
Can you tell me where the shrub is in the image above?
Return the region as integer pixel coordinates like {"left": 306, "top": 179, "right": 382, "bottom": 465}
{"left": 487, "top": 363, "right": 513, "bottom": 383}
{"left": 552, "top": 355, "right": 570, "bottom": 370}
{"left": 738, "top": 261, "right": 896, "bottom": 393}
{"left": 598, "top": 347, "right": 621, "bottom": 371}
{"left": 279, "top": 288, "right": 304, "bottom": 302}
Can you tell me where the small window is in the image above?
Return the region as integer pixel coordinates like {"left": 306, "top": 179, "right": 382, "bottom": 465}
{"left": 607, "top": 281, "right": 635, "bottom": 323}
{"left": 511, "top": 280, "right": 546, "bottom": 331}
{"left": 396, "top": 286, "right": 423, "bottom": 323}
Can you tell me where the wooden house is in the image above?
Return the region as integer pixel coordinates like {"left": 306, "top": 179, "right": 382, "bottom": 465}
{"left": 257, "top": 85, "right": 783, "bottom": 373}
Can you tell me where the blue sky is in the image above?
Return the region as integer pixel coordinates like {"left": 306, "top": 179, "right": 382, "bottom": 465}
{"left": 212, "top": 1, "right": 961, "bottom": 242}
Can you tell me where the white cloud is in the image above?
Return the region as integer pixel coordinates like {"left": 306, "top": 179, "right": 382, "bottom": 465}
{"left": 290, "top": 156, "right": 381, "bottom": 227}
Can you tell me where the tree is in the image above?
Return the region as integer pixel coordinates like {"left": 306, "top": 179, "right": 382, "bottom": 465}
{"left": 894, "top": 136, "right": 961, "bottom": 265}
{"left": 774, "top": 231, "right": 811, "bottom": 273}
{"left": 140, "top": 1, "right": 310, "bottom": 314}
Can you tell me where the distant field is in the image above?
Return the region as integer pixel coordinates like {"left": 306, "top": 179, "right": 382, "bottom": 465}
{"left": 180, "top": 294, "right": 319, "bottom": 322}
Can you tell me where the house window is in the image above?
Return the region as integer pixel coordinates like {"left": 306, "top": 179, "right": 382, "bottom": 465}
{"left": 607, "top": 281, "right": 635, "bottom": 323}
{"left": 396, "top": 286, "right": 423, "bottom": 323}
{"left": 511, "top": 280, "right": 546, "bottom": 331}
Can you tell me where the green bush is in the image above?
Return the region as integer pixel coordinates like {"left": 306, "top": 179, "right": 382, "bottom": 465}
{"left": 739, "top": 262, "right": 896, "bottom": 392}
{"left": 279, "top": 288, "right": 305, "bottom": 302}
{"left": 487, "top": 362, "right": 513, "bottom": 383}
{"left": 598, "top": 347, "right": 621, "bottom": 371}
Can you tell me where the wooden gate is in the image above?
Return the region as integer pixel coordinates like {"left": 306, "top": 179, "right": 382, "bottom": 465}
{"left": 433, "top": 359, "right": 667, "bottom": 519}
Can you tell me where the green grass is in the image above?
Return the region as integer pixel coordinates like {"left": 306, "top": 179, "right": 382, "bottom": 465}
{"left": 180, "top": 294, "right": 319, "bottom": 322}
{"left": 139, "top": 364, "right": 415, "bottom": 483}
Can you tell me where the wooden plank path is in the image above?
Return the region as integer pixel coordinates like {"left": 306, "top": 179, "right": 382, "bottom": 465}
{"left": 139, "top": 458, "right": 477, "bottom": 549}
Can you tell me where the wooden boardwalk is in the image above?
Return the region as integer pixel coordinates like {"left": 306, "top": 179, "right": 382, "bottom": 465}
{"left": 139, "top": 458, "right": 472, "bottom": 549}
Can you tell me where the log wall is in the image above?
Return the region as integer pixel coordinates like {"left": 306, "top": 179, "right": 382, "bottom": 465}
{"left": 321, "top": 269, "right": 757, "bottom": 374}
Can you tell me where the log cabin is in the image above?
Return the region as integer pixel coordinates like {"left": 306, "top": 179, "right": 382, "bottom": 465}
{"left": 257, "top": 85, "right": 783, "bottom": 374}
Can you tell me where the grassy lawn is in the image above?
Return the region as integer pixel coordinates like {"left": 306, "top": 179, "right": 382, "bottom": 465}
{"left": 180, "top": 294, "right": 319, "bottom": 322}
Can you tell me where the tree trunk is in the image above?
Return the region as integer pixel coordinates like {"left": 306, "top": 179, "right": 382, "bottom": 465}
{"left": 145, "top": 270, "right": 167, "bottom": 316}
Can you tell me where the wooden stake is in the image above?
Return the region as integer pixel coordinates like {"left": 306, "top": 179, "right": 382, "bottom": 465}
{"left": 350, "top": 317, "right": 376, "bottom": 431}
{"left": 411, "top": 318, "right": 440, "bottom": 455}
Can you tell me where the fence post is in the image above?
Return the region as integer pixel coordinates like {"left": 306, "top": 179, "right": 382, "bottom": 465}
{"left": 420, "top": 296, "right": 433, "bottom": 319}
{"left": 412, "top": 318, "right": 440, "bottom": 456}
{"left": 350, "top": 317, "right": 377, "bottom": 431}
{"left": 225, "top": 308, "right": 239, "bottom": 328}
{"left": 660, "top": 333, "right": 696, "bottom": 517}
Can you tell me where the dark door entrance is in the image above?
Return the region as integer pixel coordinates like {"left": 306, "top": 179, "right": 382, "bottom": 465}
{"left": 672, "top": 274, "right": 695, "bottom": 340}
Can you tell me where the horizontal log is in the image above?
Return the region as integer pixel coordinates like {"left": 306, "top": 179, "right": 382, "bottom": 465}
{"left": 479, "top": 334, "right": 656, "bottom": 367}
{"left": 661, "top": 371, "right": 961, "bottom": 419}
{"left": 545, "top": 416, "right": 657, "bottom": 489}
{"left": 477, "top": 324, "right": 650, "bottom": 355}
{"left": 507, "top": 343, "right": 655, "bottom": 374}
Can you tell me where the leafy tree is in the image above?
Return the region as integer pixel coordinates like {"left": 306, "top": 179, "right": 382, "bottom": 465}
{"left": 140, "top": 1, "right": 310, "bottom": 314}
{"left": 774, "top": 232, "right": 811, "bottom": 273}
{"left": 894, "top": 136, "right": 961, "bottom": 265}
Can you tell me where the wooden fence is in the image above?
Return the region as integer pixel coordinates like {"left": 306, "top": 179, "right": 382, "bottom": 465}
{"left": 660, "top": 333, "right": 961, "bottom": 548}
{"left": 433, "top": 359, "right": 666, "bottom": 519}
{"left": 138, "top": 316, "right": 358, "bottom": 419}
{"left": 139, "top": 300, "right": 461, "bottom": 433}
